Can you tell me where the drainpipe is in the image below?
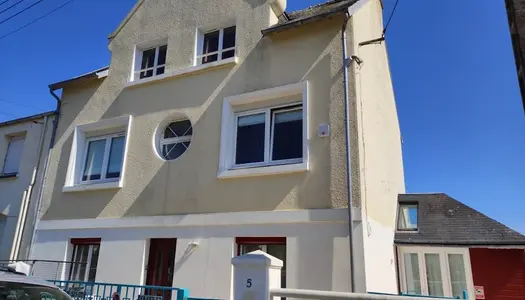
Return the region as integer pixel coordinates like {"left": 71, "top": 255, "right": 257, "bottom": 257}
{"left": 9, "top": 114, "right": 50, "bottom": 261}
{"left": 341, "top": 12, "right": 356, "bottom": 293}
{"left": 26, "top": 88, "right": 61, "bottom": 259}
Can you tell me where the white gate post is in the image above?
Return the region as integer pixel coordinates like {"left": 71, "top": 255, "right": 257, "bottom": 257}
{"left": 232, "top": 250, "right": 283, "bottom": 300}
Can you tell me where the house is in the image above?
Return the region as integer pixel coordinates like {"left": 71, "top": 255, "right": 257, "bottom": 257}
{"left": 395, "top": 193, "right": 525, "bottom": 299}
{"left": 29, "top": 0, "right": 406, "bottom": 298}
{"left": 504, "top": 0, "right": 525, "bottom": 111}
{"left": 0, "top": 111, "right": 56, "bottom": 261}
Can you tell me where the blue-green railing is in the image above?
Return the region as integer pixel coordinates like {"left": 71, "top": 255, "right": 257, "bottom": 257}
{"left": 48, "top": 280, "right": 189, "bottom": 300}
{"left": 369, "top": 291, "right": 468, "bottom": 299}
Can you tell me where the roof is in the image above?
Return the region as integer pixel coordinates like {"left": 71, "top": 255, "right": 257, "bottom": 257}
{"left": 263, "top": 0, "right": 362, "bottom": 35}
{"left": 49, "top": 66, "right": 109, "bottom": 91}
{"left": 395, "top": 193, "right": 525, "bottom": 246}
{"left": 0, "top": 111, "right": 56, "bottom": 128}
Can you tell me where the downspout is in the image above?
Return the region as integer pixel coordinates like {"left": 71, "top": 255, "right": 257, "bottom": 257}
{"left": 26, "top": 87, "right": 61, "bottom": 259}
{"left": 341, "top": 12, "right": 356, "bottom": 293}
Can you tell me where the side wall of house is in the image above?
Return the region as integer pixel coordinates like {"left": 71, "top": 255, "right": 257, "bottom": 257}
{"left": 0, "top": 115, "right": 55, "bottom": 260}
{"left": 469, "top": 248, "right": 525, "bottom": 300}
{"left": 349, "top": 0, "right": 406, "bottom": 293}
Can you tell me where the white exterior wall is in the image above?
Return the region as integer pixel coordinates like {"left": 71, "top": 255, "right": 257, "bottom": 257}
{"left": 32, "top": 209, "right": 353, "bottom": 299}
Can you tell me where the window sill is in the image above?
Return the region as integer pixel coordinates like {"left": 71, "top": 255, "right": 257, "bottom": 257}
{"left": 0, "top": 173, "right": 17, "bottom": 180}
{"left": 63, "top": 181, "right": 122, "bottom": 193}
{"left": 218, "top": 162, "right": 308, "bottom": 179}
{"left": 125, "top": 57, "right": 238, "bottom": 88}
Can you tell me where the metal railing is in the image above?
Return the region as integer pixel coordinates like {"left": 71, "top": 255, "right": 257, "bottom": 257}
{"left": 48, "top": 280, "right": 188, "bottom": 300}
{"left": 271, "top": 288, "right": 467, "bottom": 300}
{"left": 0, "top": 260, "right": 86, "bottom": 281}
{"left": 369, "top": 292, "right": 468, "bottom": 299}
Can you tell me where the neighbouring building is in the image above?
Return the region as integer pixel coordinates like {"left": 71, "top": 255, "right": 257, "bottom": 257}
{"left": 30, "top": 0, "right": 406, "bottom": 298}
{"left": 395, "top": 193, "right": 525, "bottom": 300}
{"left": 0, "top": 111, "right": 56, "bottom": 261}
{"left": 505, "top": 0, "right": 525, "bottom": 111}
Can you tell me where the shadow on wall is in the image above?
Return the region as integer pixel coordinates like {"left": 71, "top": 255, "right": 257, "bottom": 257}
{"left": 41, "top": 17, "right": 343, "bottom": 220}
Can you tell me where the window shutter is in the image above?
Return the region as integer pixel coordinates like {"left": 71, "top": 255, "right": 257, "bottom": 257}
{"left": 3, "top": 137, "right": 25, "bottom": 174}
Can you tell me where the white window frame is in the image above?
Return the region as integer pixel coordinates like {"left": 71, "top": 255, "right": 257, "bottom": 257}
{"left": 64, "top": 116, "right": 132, "bottom": 192}
{"left": 397, "top": 203, "right": 418, "bottom": 231}
{"left": 2, "top": 135, "right": 25, "bottom": 175}
{"left": 218, "top": 81, "right": 309, "bottom": 179}
{"left": 158, "top": 120, "right": 193, "bottom": 161}
{"left": 196, "top": 26, "right": 236, "bottom": 66}
{"left": 70, "top": 244, "right": 98, "bottom": 282}
{"left": 398, "top": 246, "right": 475, "bottom": 298}
{"left": 130, "top": 38, "right": 168, "bottom": 82}
{"left": 80, "top": 133, "right": 126, "bottom": 184}
{"left": 232, "top": 103, "right": 303, "bottom": 169}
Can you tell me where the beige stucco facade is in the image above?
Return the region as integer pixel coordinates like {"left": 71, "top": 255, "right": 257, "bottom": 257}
{"left": 0, "top": 112, "right": 55, "bottom": 260}
{"left": 32, "top": 0, "right": 405, "bottom": 295}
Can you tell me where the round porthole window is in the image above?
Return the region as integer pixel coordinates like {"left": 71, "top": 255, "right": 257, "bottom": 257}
{"left": 159, "top": 119, "right": 192, "bottom": 160}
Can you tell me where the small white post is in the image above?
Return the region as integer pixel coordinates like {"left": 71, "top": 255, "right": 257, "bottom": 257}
{"left": 232, "top": 250, "right": 283, "bottom": 300}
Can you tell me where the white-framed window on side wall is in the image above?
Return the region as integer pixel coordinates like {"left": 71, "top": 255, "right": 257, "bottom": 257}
{"left": 398, "top": 246, "right": 474, "bottom": 299}
{"left": 131, "top": 41, "right": 167, "bottom": 81}
{"left": 196, "top": 26, "right": 236, "bottom": 65}
{"left": 218, "top": 81, "right": 309, "bottom": 178}
{"left": 69, "top": 238, "right": 100, "bottom": 282}
{"left": 2, "top": 135, "right": 25, "bottom": 176}
{"left": 64, "top": 116, "right": 132, "bottom": 192}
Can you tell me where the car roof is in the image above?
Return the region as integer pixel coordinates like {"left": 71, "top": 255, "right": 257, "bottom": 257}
{"left": 0, "top": 271, "right": 60, "bottom": 289}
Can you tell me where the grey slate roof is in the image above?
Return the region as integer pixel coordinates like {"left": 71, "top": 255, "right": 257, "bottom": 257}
{"left": 262, "top": 0, "right": 360, "bottom": 35}
{"left": 395, "top": 193, "right": 525, "bottom": 246}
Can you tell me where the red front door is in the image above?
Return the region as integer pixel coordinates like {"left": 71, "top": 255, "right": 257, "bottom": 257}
{"left": 146, "top": 239, "right": 177, "bottom": 298}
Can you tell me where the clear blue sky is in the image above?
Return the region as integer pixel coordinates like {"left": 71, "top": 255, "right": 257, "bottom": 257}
{"left": 0, "top": 0, "right": 523, "bottom": 233}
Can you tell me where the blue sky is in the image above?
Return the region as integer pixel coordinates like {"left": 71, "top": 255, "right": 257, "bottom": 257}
{"left": 0, "top": 0, "right": 523, "bottom": 233}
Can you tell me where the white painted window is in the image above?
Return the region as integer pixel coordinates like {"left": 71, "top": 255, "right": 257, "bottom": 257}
{"left": 159, "top": 120, "right": 193, "bottom": 160}
{"left": 398, "top": 246, "right": 473, "bottom": 299}
{"left": 218, "top": 82, "right": 309, "bottom": 178}
{"left": 81, "top": 133, "right": 125, "bottom": 182}
{"left": 2, "top": 136, "right": 24, "bottom": 175}
{"left": 234, "top": 104, "right": 302, "bottom": 167}
{"left": 64, "top": 116, "right": 132, "bottom": 192}
{"left": 132, "top": 44, "right": 167, "bottom": 81}
{"left": 398, "top": 203, "right": 418, "bottom": 231}
{"left": 197, "top": 26, "right": 236, "bottom": 65}
{"left": 70, "top": 244, "right": 99, "bottom": 282}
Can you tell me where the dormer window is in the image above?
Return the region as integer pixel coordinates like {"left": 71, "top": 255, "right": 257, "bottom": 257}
{"left": 197, "top": 26, "right": 236, "bottom": 65}
{"left": 398, "top": 203, "right": 418, "bottom": 231}
{"left": 132, "top": 44, "right": 167, "bottom": 81}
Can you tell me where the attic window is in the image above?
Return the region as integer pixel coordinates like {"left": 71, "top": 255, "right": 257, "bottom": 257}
{"left": 132, "top": 44, "right": 167, "bottom": 81}
{"left": 398, "top": 203, "right": 418, "bottom": 231}
{"left": 197, "top": 26, "right": 236, "bottom": 65}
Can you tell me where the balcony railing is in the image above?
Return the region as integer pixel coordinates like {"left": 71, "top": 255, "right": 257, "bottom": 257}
{"left": 48, "top": 280, "right": 189, "bottom": 300}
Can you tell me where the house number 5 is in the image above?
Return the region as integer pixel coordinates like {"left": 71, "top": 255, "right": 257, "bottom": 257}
{"left": 246, "top": 278, "right": 252, "bottom": 288}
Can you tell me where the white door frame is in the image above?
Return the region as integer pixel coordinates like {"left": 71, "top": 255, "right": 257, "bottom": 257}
{"left": 397, "top": 246, "right": 475, "bottom": 298}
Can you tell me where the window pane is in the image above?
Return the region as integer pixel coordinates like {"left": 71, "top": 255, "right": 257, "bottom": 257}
{"left": 156, "top": 66, "right": 165, "bottom": 75}
{"left": 2, "top": 137, "right": 24, "bottom": 174}
{"left": 425, "top": 253, "right": 444, "bottom": 297}
{"left": 240, "top": 244, "right": 262, "bottom": 254}
{"left": 222, "top": 26, "right": 236, "bottom": 49}
{"left": 162, "top": 142, "right": 190, "bottom": 160}
{"left": 221, "top": 50, "right": 235, "bottom": 59}
{"left": 202, "top": 30, "right": 219, "bottom": 64}
{"left": 164, "top": 120, "right": 192, "bottom": 138}
{"left": 82, "top": 139, "right": 106, "bottom": 181}
{"left": 235, "top": 113, "right": 265, "bottom": 165}
{"left": 106, "top": 136, "right": 125, "bottom": 179}
{"left": 157, "top": 45, "right": 167, "bottom": 65}
{"left": 141, "top": 48, "right": 156, "bottom": 70}
{"left": 403, "top": 253, "right": 422, "bottom": 295}
{"left": 88, "top": 245, "right": 100, "bottom": 282}
{"left": 448, "top": 254, "right": 467, "bottom": 298}
{"left": 272, "top": 108, "right": 303, "bottom": 161}
{"left": 398, "top": 204, "right": 418, "bottom": 230}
